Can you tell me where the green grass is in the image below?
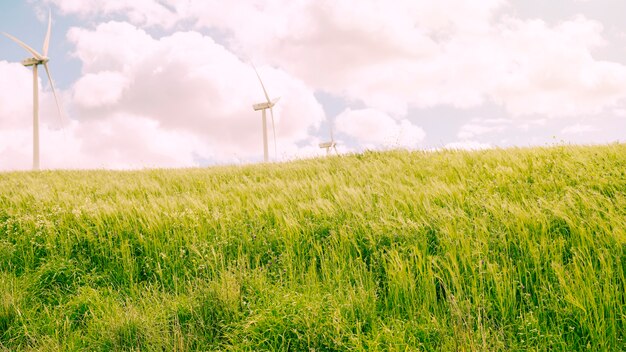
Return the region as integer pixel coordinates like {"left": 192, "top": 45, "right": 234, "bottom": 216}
{"left": 0, "top": 144, "right": 625, "bottom": 351}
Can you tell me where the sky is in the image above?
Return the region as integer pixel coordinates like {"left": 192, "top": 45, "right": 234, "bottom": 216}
{"left": 1, "top": 0, "right": 625, "bottom": 170}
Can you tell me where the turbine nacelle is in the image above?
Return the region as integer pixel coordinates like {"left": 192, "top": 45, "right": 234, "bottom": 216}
{"left": 22, "top": 57, "right": 49, "bottom": 66}
{"left": 319, "top": 141, "right": 336, "bottom": 149}
{"left": 252, "top": 102, "right": 272, "bottom": 111}
{"left": 252, "top": 98, "right": 279, "bottom": 111}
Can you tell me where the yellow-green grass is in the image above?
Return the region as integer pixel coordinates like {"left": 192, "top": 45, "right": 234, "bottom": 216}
{"left": 1, "top": 144, "right": 625, "bottom": 351}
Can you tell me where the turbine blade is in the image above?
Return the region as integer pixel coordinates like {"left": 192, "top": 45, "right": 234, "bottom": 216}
{"left": 329, "top": 123, "right": 334, "bottom": 141}
{"left": 271, "top": 97, "right": 281, "bottom": 105}
{"left": 252, "top": 64, "right": 272, "bottom": 103}
{"left": 44, "top": 63, "right": 64, "bottom": 126}
{"left": 2, "top": 32, "right": 43, "bottom": 60}
{"left": 43, "top": 10, "right": 52, "bottom": 57}
{"left": 269, "top": 107, "right": 277, "bottom": 159}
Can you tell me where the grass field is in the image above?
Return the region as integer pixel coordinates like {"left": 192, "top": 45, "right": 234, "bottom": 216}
{"left": 1, "top": 144, "right": 625, "bottom": 351}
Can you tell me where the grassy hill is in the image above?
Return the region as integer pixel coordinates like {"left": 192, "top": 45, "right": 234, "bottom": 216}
{"left": 1, "top": 144, "right": 625, "bottom": 351}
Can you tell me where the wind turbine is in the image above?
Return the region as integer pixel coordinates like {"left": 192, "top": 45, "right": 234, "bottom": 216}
{"left": 2, "top": 11, "right": 63, "bottom": 171}
{"left": 251, "top": 65, "right": 279, "bottom": 162}
{"left": 319, "top": 124, "right": 338, "bottom": 156}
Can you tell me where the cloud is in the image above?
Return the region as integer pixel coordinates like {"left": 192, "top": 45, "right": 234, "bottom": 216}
{"left": 0, "top": 116, "right": 204, "bottom": 170}
{"left": 176, "top": 1, "right": 626, "bottom": 118}
{"left": 335, "top": 108, "right": 425, "bottom": 149}
{"left": 491, "top": 16, "right": 626, "bottom": 117}
{"left": 0, "top": 21, "right": 326, "bottom": 171}
{"left": 0, "top": 62, "right": 34, "bottom": 128}
{"left": 6, "top": 0, "right": 623, "bottom": 171}
{"left": 42, "top": 1, "right": 626, "bottom": 119}
{"left": 457, "top": 119, "right": 511, "bottom": 140}
{"left": 561, "top": 123, "right": 600, "bottom": 135}
{"left": 42, "top": 0, "right": 626, "bottom": 120}
{"left": 72, "top": 71, "right": 130, "bottom": 108}
{"left": 444, "top": 140, "right": 492, "bottom": 150}
{"left": 180, "top": 0, "right": 507, "bottom": 115}
{"left": 614, "top": 108, "right": 626, "bottom": 117}
{"left": 0, "top": 59, "right": 206, "bottom": 170}
{"left": 44, "top": 0, "right": 181, "bottom": 28}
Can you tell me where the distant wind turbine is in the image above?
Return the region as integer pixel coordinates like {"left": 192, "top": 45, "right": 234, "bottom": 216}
{"left": 319, "top": 124, "right": 338, "bottom": 156}
{"left": 2, "top": 10, "right": 63, "bottom": 171}
{"left": 251, "top": 65, "right": 279, "bottom": 162}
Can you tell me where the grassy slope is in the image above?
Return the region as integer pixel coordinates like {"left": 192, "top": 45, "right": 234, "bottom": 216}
{"left": 0, "top": 144, "right": 625, "bottom": 351}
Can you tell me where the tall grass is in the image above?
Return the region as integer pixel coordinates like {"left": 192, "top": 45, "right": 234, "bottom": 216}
{"left": 0, "top": 144, "right": 625, "bottom": 351}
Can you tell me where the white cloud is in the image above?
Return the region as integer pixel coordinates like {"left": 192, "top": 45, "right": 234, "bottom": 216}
{"left": 335, "top": 108, "right": 425, "bottom": 149}
{"left": 44, "top": 0, "right": 181, "bottom": 28}
{"left": 457, "top": 123, "right": 508, "bottom": 139}
{"left": 4, "top": 0, "right": 622, "bottom": 170}
{"left": 491, "top": 16, "right": 626, "bottom": 117}
{"left": 40, "top": 1, "right": 626, "bottom": 119}
{"left": 41, "top": 0, "right": 506, "bottom": 116}
{"left": 516, "top": 118, "right": 547, "bottom": 131}
{"left": 561, "top": 123, "right": 600, "bottom": 135}
{"left": 171, "top": 1, "right": 626, "bottom": 118}
{"left": 67, "top": 21, "right": 325, "bottom": 161}
{"left": 183, "top": 0, "right": 507, "bottom": 115}
{"left": 41, "top": 0, "right": 626, "bottom": 120}
{"left": 67, "top": 21, "right": 158, "bottom": 73}
{"left": 72, "top": 71, "right": 130, "bottom": 108}
{"left": 613, "top": 108, "right": 626, "bottom": 117}
{"left": 0, "top": 62, "right": 34, "bottom": 128}
{"left": 0, "top": 117, "right": 204, "bottom": 170}
{"left": 0, "top": 21, "right": 327, "bottom": 171}
{"left": 456, "top": 117, "right": 514, "bottom": 139}
{"left": 444, "top": 140, "right": 492, "bottom": 150}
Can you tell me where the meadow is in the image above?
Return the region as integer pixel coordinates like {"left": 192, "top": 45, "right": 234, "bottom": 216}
{"left": 0, "top": 144, "right": 625, "bottom": 351}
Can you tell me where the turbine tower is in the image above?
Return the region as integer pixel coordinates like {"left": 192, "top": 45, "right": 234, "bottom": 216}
{"left": 251, "top": 65, "right": 279, "bottom": 162}
{"left": 319, "top": 124, "right": 338, "bottom": 156}
{"left": 3, "top": 11, "right": 63, "bottom": 171}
